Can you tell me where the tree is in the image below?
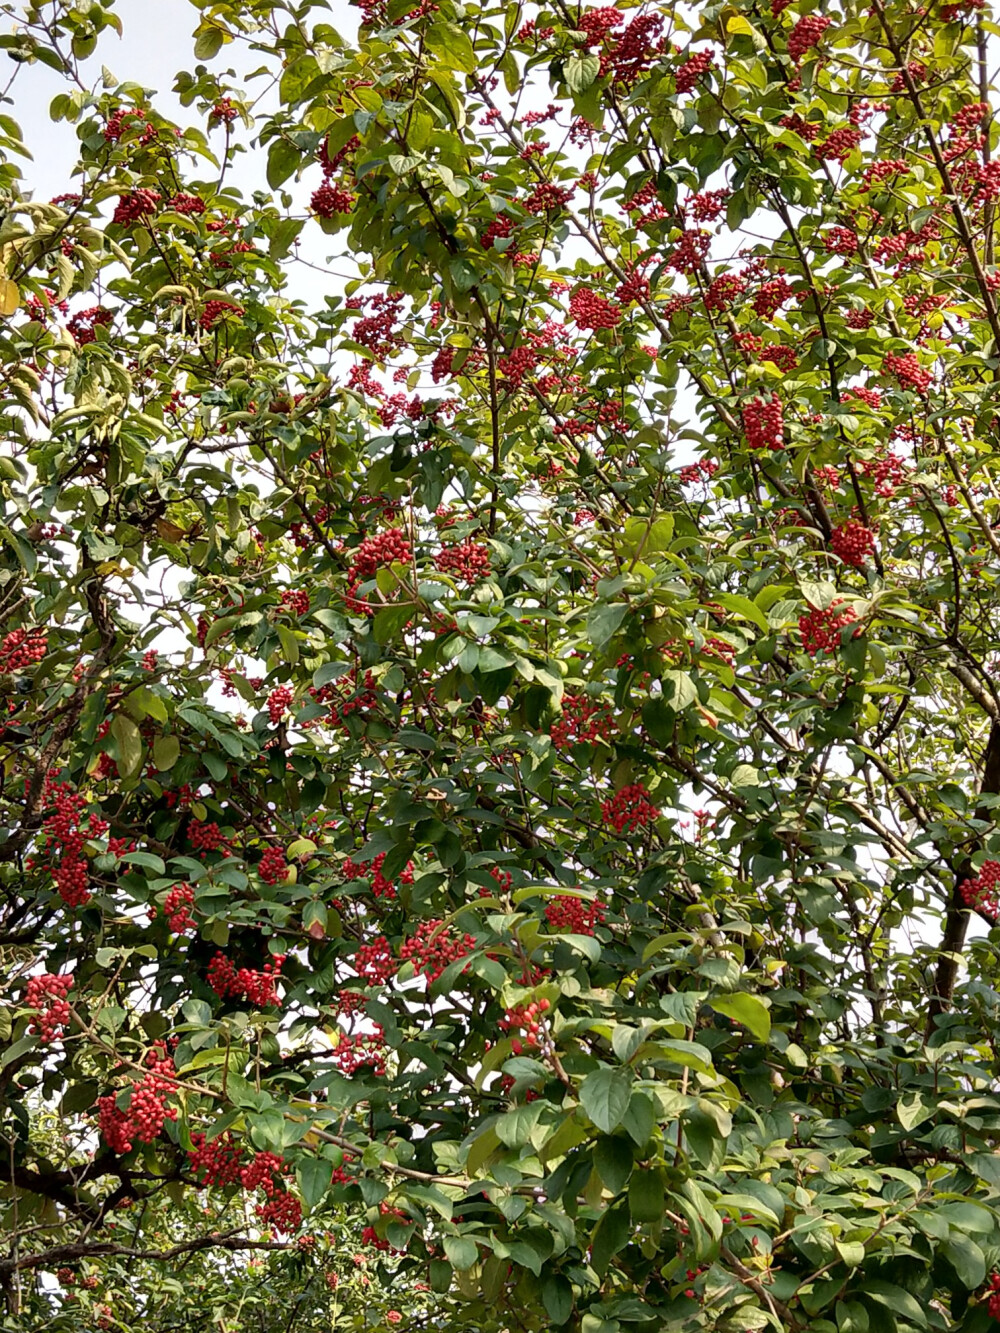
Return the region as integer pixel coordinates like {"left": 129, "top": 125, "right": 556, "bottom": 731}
{"left": 5, "top": 0, "right": 1000, "bottom": 1327}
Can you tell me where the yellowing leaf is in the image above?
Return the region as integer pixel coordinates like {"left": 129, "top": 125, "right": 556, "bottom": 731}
{"left": 0, "top": 279, "right": 20, "bottom": 316}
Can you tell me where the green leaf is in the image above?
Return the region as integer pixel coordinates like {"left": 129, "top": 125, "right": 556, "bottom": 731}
{"left": 587, "top": 602, "right": 627, "bottom": 649}
{"left": 942, "top": 1236, "right": 986, "bottom": 1290}
{"left": 861, "top": 1281, "right": 928, "bottom": 1326}
{"left": 152, "top": 735, "right": 180, "bottom": 771}
{"left": 594, "top": 1136, "right": 633, "bottom": 1194}
{"left": 563, "top": 53, "right": 601, "bottom": 93}
{"left": 591, "top": 1204, "right": 629, "bottom": 1276}
{"left": 425, "top": 23, "right": 476, "bottom": 73}
{"left": 708, "top": 993, "right": 770, "bottom": 1042}
{"left": 443, "top": 1234, "right": 478, "bottom": 1270}
{"left": 542, "top": 1273, "right": 574, "bottom": 1325}
{"left": 629, "top": 1168, "right": 665, "bottom": 1223}
{"left": 296, "top": 1157, "right": 333, "bottom": 1211}
{"left": 580, "top": 1068, "right": 631, "bottom": 1133}
{"left": 111, "top": 714, "right": 143, "bottom": 780}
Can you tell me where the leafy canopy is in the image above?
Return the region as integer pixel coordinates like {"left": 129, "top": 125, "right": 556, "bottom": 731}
{"left": 4, "top": 0, "right": 1000, "bottom": 1330}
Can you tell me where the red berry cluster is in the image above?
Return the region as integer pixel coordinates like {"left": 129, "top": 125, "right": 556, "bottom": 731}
{"left": 675, "top": 49, "right": 715, "bottom": 93}
{"left": 824, "top": 226, "right": 858, "bottom": 256}
{"left": 550, "top": 693, "right": 615, "bottom": 748}
{"left": 311, "top": 182, "right": 356, "bottom": 217}
{"left": 435, "top": 540, "right": 492, "bottom": 583}
{"left": 355, "top": 934, "right": 398, "bottom": 984}
{"left": 210, "top": 98, "right": 239, "bottom": 124}
{"left": 743, "top": 394, "right": 784, "bottom": 450}
{"left": 97, "top": 1047, "right": 177, "bottom": 1153}
{"left": 67, "top": 305, "right": 113, "bottom": 346}
{"left": 187, "top": 1130, "right": 245, "bottom": 1186}
{"left": 162, "top": 883, "right": 195, "bottom": 932}
{"left": 199, "top": 300, "right": 244, "bottom": 331}
{"left": 207, "top": 953, "right": 285, "bottom": 1007}
{"left": 753, "top": 277, "right": 793, "bottom": 318}
{"left": 104, "top": 106, "right": 157, "bottom": 143}
{"left": 25, "top": 972, "right": 74, "bottom": 1043}
{"left": 349, "top": 528, "right": 412, "bottom": 580}
{"left": 569, "top": 287, "right": 623, "bottom": 330}
{"left": 259, "top": 846, "right": 290, "bottom": 885}
{"left": 601, "top": 782, "right": 659, "bottom": 833}
{"left": 267, "top": 685, "right": 294, "bottom": 723}
{"left": 280, "top": 588, "right": 310, "bottom": 616}
{"left": 831, "top": 519, "right": 876, "bottom": 569}
{"left": 679, "top": 458, "right": 719, "bottom": 485}
{"left": 257, "top": 1190, "right": 303, "bottom": 1234}
{"left": 545, "top": 894, "right": 607, "bottom": 935}
{"left": 188, "top": 820, "right": 232, "bottom": 858}
{"left": 368, "top": 852, "right": 415, "bottom": 900}
{"left": 787, "top": 14, "right": 832, "bottom": 60}
{"left": 169, "top": 192, "right": 205, "bottom": 214}
{"left": 112, "top": 189, "right": 161, "bottom": 226}
{"left": 399, "top": 920, "right": 476, "bottom": 985}
{"left": 798, "top": 600, "right": 858, "bottom": 655}
{"left": 960, "top": 861, "right": 1000, "bottom": 922}
{"left": 0, "top": 627, "right": 47, "bottom": 670}
{"left": 34, "top": 778, "right": 105, "bottom": 909}
{"left": 884, "top": 351, "right": 932, "bottom": 394}
{"left": 704, "top": 273, "right": 746, "bottom": 312}
{"left": 332, "top": 1027, "right": 388, "bottom": 1077}
{"left": 497, "top": 344, "right": 539, "bottom": 386}
{"left": 814, "top": 127, "right": 863, "bottom": 163}
{"left": 500, "top": 997, "right": 552, "bottom": 1054}
{"left": 668, "top": 230, "right": 712, "bottom": 280}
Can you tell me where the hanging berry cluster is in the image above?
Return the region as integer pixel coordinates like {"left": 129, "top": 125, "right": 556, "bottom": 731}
{"left": 831, "top": 520, "right": 876, "bottom": 569}
{"left": 798, "top": 601, "right": 859, "bottom": 655}
{"left": 545, "top": 894, "right": 607, "bottom": 936}
{"left": 97, "top": 1045, "right": 178, "bottom": 1153}
{"left": 399, "top": 921, "right": 476, "bottom": 985}
{"left": 207, "top": 952, "right": 285, "bottom": 1007}
{"left": 601, "top": 783, "right": 659, "bottom": 833}
{"left": 960, "top": 860, "right": 1000, "bottom": 922}
{"left": 25, "top": 973, "right": 74, "bottom": 1043}
{"left": 31, "top": 777, "right": 109, "bottom": 909}
{"left": 0, "top": 627, "right": 48, "bottom": 671}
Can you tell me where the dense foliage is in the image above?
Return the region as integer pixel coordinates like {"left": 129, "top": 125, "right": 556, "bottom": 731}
{"left": 6, "top": 0, "right": 1000, "bottom": 1328}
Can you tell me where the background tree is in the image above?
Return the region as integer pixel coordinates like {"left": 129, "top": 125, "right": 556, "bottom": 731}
{"left": 4, "top": 0, "right": 1000, "bottom": 1328}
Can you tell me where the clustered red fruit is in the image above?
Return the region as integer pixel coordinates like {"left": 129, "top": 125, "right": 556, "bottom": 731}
{"left": 188, "top": 1130, "right": 246, "bottom": 1186}
{"left": 311, "top": 181, "right": 356, "bottom": 217}
{"left": 208, "top": 952, "right": 286, "bottom": 1007}
{"left": 814, "top": 127, "right": 863, "bottom": 163}
{"left": 0, "top": 627, "right": 48, "bottom": 670}
{"left": 961, "top": 861, "right": 1000, "bottom": 922}
{"left": 97, "top": 1044, "right": 178, "bottom": 1153}
{"left": 798, "top": 600, "right": 858, "bottom": 655}
{"left": 550, "top": 693, "right": 615, "bottom": 748}
{"left": 162, "top": 883, "right": 195, "bottom": 932}
{"left": 674, "top": 49, "right": 715, "bottom": 93}
{"left": 259, "top": 846, "right": 290, "bottom": 885}
{"left": 831, "top": 519, "right": 876, "bottom": 569}
{"left": 169, "top": 192, "right": 205, "bottom": 214}
{"left": 884, "top": 350, "right": 932, "bottom": 393}
{"left": 787, "top": 14, "right": 832, "bottom": 60}
{"left": 188, "top": 820, "right": 232, "bottom": 858}
{"left": 754, "top": 277, "right": 793, "bottom": 318}
{"left": 545, "top": 894, "right": 607, "bottom": 935}
{"left": 31, "top": 777, "right": 109, "bottom": 909}
{"left": 343, "top": 851, "right": 414, "bottom": 901}
{"left": 280, "top": 588, "right": 310, "bottom": 617}
{"left": 601, "top": 783, "right": 659, "bottom": 833}
{"left": 499, "top": 997, "right": 551, "bottom": 1054}
{"left": 569, "top": 286, "right": 623, "bottom": 330}
{"left": 349, "top": 528, "right": 412, "bottom": 580}
{"left": 743, "top": 394, "right": 784, "bottom": 450}
{"left": 435, "top": 540, "right": 492, "bottom": 583}
{"left": 824, "top": 226, "right": 859, "bottom": 256}
{"left": 355, "top": 934, "right": 398, "bottom": 984}
{"left": 112, "top": 188, "right": 161, "bottom": 226}
{"left": 669, "top": 228, "right": 711, "bottom": 275}
{"left": 399, "top": 920, "right": 476, "bottom": 985}
{"left": 267, "top": 685, "right": 294, "bottom": 723}
{"left": 199, "top": 299, "right": 244, "bottom": 331}
{"left": 25, "top": 972, "right": 74, "bottom": 1043}
{"left": 331, "top": 1027, "right": 388, "bottom": 1076}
